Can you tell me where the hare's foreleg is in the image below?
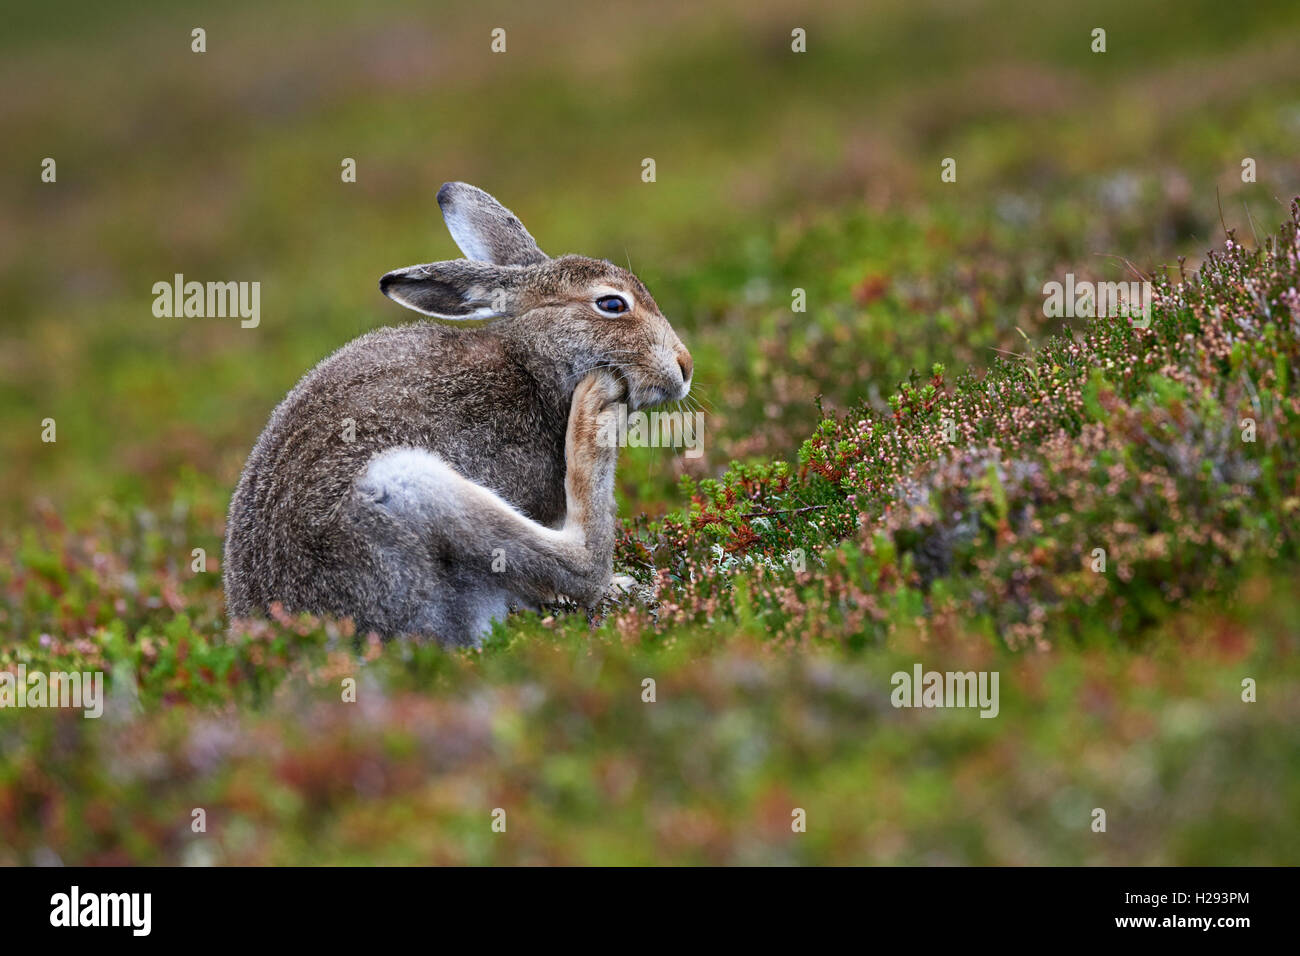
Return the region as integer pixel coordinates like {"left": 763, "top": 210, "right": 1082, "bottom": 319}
{"left": 472, "top": 369, "right": 621, "bottom": 605}
{"left": 354, "top": 373, "right": 620, "bottom": 642}
{"left": 555, "top": 370, "right": 621, "bottom": 575}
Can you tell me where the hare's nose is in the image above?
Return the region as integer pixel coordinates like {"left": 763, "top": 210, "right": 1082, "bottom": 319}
{"left": 676, "top": 351, "right": 693, "bottom": 383}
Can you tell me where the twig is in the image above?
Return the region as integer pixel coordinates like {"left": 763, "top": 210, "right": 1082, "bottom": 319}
{"left": 1243, "top": 201, "right": 1261, "bottom": 249}
{"left": 1093, "top": 252, "right": 1151, "bottom": 283}
{"left": 743, "top": 504, "right": 829, "bottom": 520}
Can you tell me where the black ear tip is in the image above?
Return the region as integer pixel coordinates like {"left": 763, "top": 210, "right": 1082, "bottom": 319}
{"left": 378, "top": 273, "right": 395, "bottom": 296}
{"left": 436, "top": 182, "right": 457, "bottom": 208}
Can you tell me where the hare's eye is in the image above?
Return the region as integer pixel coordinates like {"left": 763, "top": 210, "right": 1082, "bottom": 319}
{"left": 594, "top": 294, "right": 630, "bottom": 316}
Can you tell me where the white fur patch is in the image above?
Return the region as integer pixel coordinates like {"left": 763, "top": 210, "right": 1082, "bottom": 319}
{"left": 359, "top": 447, "right": 458, "bottom": 514}
{"left": 358, "top": 447, "right": 569, "bottom": 546}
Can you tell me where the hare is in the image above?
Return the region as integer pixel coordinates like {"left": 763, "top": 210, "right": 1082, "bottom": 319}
{"left": 223, "top": 182, "right": 692, "bottom": 646}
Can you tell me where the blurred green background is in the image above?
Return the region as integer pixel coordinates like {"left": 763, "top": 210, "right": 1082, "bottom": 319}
{"left": 2, "top": 0, "right": 1300, "bottom": 864}
{"left": 5, "top": 0, "right": 1299, "bottom": 519}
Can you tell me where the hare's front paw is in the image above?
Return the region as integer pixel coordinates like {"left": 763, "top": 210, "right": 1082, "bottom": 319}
{"left": 574, "top": 369, "right": 625, "bottom": 413}
{"left": 571, "top": 370, "right": 626, "bottom": 455}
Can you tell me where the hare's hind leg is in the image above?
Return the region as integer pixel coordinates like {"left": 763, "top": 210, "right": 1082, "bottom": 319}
{"left": 354, "top": 372, "right": 621, "bottom": 644}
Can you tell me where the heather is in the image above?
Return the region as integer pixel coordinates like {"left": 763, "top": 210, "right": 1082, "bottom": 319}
{"left": 624, "top": 214, "right": 1300, "bottom": 652}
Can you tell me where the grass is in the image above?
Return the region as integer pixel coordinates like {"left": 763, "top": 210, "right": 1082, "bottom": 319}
{"left": 3, "top": 0, "right": 1300, "bottom": 864}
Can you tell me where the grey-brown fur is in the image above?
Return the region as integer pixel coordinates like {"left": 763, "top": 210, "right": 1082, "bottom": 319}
{"left": 223, "top": 183, "right": 692, "bottom": 646}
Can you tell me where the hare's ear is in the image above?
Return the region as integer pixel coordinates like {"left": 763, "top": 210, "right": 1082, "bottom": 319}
{"left": 379, "top": 260, "right": 520, "bottom": 320}
{"left": 437, "top": 182, "right": 548, "bottom": 266}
